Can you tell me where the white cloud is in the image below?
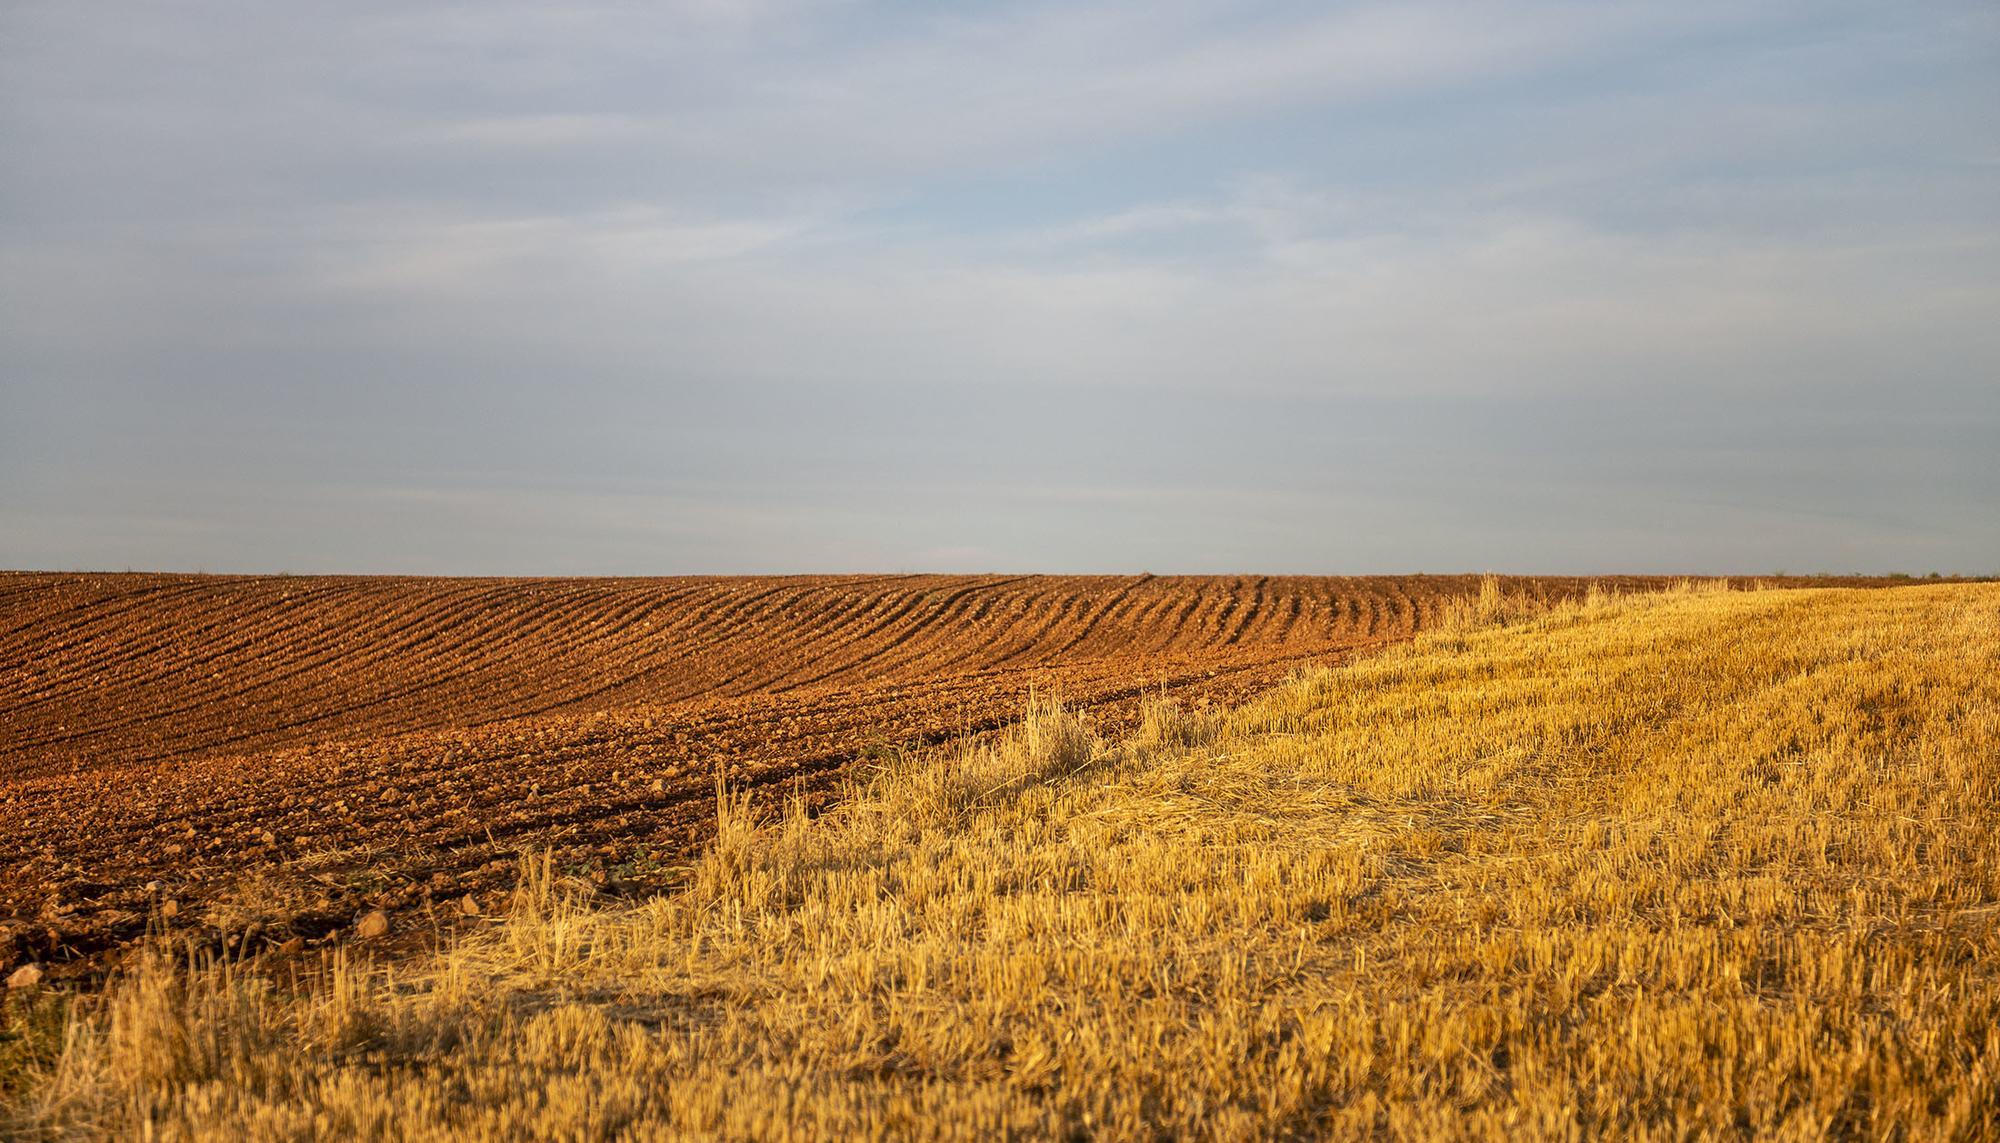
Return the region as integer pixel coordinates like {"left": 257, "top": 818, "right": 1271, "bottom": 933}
{"left": 4, "top": 0, "right": 1996, "bottom": 573}
{"left": 290, "top": 206, "right": 821, "bottom": 293}
{"left": 607, "top": 1, "right": 1753, "bottom": 176}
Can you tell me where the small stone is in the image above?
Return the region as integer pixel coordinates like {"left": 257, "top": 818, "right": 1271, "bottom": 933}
{"left": 356, "top": 910, "right": 390, "bottom": 940}
{"left": 458, "top": 894, "right": 480, "bottom": 916}
{"left": 276, "top": 937, "right": 305, "bottom": 955}
{"left": 160, "top": 898, "right": 180, "bottom": 918}
{"left": 7, "top": 963, "right": 43, "bottom": 989}
{"left": 260, "top": 830, "right": 278, "bottom": 846}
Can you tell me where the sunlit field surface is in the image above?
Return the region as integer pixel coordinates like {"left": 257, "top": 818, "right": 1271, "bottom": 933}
{"left": 9, "top": 582, "right": 1998, "bottom": 1139}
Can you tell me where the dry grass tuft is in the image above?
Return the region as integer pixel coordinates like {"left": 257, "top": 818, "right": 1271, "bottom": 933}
{"left": 8, "top": 583, "right": 2000, "bottom": 1140}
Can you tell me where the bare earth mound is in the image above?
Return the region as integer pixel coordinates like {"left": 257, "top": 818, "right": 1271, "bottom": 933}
{"left": 0, "top": 572, "right": 1892, "bottom": 975}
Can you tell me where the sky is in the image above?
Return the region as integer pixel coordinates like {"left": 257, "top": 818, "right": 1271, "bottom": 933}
{"left": 3, "top": 0, "right": 1996, "bottom": 575}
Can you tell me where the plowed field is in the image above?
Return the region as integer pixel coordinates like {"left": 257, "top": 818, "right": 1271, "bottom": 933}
{"left": 0, "top": 572, "right": 1880, "bottom": 976}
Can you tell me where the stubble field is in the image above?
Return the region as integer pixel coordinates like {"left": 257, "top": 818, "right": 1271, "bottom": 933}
{"left": 6, "top": 578, "right": 1994, "bottom": 1139}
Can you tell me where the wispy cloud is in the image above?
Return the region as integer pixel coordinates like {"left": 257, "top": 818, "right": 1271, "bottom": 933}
{"left": 3, "top": 0, "right": 1996, "bottom": 573}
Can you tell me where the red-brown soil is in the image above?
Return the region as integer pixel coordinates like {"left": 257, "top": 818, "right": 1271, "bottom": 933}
{"left": 0, "top": 572, "right": 1901, "bottom": 977}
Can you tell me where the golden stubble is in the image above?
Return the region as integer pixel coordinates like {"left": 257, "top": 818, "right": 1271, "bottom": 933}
{"left": 10, "top": 581, "right": 2000, "bottom": 1140}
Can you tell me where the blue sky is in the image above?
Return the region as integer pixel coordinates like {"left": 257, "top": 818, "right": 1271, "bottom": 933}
{"left": 3, "top": 0, "right": 1996, "bottom": 573}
